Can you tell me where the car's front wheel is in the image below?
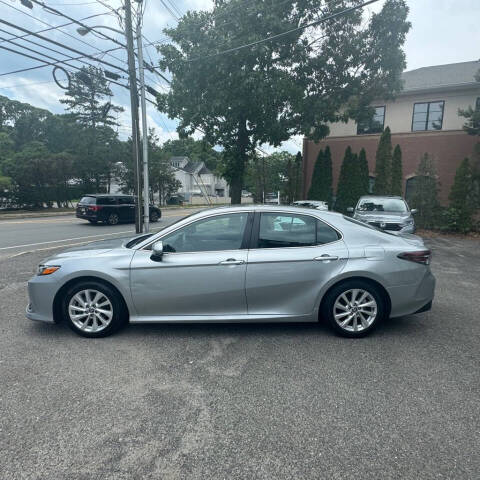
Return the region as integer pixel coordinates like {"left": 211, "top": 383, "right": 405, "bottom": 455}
{"left": 322, "top": 280, "right": 386, "bottom": 337}
{"left": 150, "top": 210, "right": 159, "bottom": 222}
{"left": 106, "top": 212, "right": 119, "bottom": 225}
{"left": 62, "top": 281, "right": 127, "bottom": 337}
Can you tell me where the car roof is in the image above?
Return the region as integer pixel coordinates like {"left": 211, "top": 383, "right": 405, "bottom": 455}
{"left": 82, "top": 194, "right": 133, "bottom": 197}
{"left": 358, "top": 195, "right": 404, "bottom": 200}
{"left": 195, "top": 204, "right": 343, "bottom": 218}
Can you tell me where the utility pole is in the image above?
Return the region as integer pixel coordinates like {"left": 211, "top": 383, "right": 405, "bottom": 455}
{"left": 136, "top": 14, "right": 150, "bottom": 232}
{"left": 124, "top": 0, "right": 142, "bottom": 233}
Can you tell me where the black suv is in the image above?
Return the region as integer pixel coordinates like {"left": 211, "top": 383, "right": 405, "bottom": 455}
{"left": 76, "top": 194, "right": 161, "bottom": 225}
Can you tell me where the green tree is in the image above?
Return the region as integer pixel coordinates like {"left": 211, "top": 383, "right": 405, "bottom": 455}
{"left": 308, "top": 149, "right": 325, "bottom": 200}
{"left": 157, "top": 0, "right": 410, "bottom": 203}
{"left": 391, "top": 144, "right": 403, "bottom": 196}
{"left": 447, "top": 158, "right": 477, "bottom": 232}
{"left": 357, "top": 147, "right": 370, "bottom": 197}
{"left": 373, "top": 126, "right": 392, "bottom": 194}
{"left": 335, "top": 146, "right": 359, "bottom": 213}
{"left": 309, "top": 146, "right": 333, "bottom": 207}
{"left": 60, "top": 66, "right": 123, "bottom": 190}
{"left": 294, "top": 151, "right": 303, "bottom": 201}
{"left": 409, "top": 153, "right": 440, "bottom": 229}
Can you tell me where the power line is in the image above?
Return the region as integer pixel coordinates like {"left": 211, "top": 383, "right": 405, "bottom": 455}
{"left": 0, "top": 45, "right": 123, "bottom": 77}
{"left": 0, "top": 0, "right": 129, "bottom": 68}
{"left": 0, "top": 11, "right": 114, "bottom": 45}
{"left": 186, "top": 0, "right": 380, "bottom": 62}
{"left": 0, "top": 18, "right": 130, "bottom": 75}
{"left": 159, "top": 0, "right": 179, "bottom": 21}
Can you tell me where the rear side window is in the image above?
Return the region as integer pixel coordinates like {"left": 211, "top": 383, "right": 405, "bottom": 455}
{"left": 79, "top": 196, "right": 96, "bottom": 205}
{"left": 97, "top": 197, "right": 118, "bottom": 205}
{"left": 257, "top": 213, "right": 339, "bottom": 248}
{"left": 118, "top": 196, "right": 134, "bottom": 205}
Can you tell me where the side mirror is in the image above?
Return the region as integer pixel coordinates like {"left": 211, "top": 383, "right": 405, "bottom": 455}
{"left": 347, "top": 207, "right": 354, "bottom": 213}
{"left": 411, "top": 208, "right": 418, "bottom": 214}
{"left": 150, "top": 241, "right": 164, "bottom": 262}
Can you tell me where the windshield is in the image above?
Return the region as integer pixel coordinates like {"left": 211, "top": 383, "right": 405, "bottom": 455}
{"left": 357, "top": 198, "right": 408, "bottom": 213}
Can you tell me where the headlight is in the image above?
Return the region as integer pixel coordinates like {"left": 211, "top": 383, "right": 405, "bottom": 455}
{"left": 404, "top": 219, "right": 414, "bottom": 225}
{"left": 37, "top": 265, "right": 61, "bottom": 276}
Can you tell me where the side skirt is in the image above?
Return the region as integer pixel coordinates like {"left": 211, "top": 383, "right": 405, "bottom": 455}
{"left": 129, "top": 313, "right": 315, "bottom": 324}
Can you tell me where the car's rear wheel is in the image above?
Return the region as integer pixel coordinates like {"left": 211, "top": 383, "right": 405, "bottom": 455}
{"left": 106, "top": 212, "right": 119, "bottom": 225}
{"left": 62, "top": 281, "right": 127, "bottom": 338}
{"left": 322, "top": 280, "right": 386, "bottom": 337}
{"left": 150, "top": 211, "right": 159, "bottom": 222}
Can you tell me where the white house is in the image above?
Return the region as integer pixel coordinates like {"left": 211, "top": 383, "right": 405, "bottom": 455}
{"left": 170, "top": 156, "right": 230, "bottom": 202}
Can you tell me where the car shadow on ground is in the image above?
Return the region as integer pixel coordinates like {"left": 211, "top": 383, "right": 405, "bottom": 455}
{"left": 27, "top": 312, "right": 431, "bottom": 341}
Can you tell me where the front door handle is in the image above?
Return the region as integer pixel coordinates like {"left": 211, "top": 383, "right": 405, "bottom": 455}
{"left": 314, "top": 254, "right": 339, "bottom": 262}
{"left": 219, "top": 258, "right": 245, "bottom": 265}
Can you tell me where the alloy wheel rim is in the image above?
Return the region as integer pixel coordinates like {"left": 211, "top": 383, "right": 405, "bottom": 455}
{"left": 333, "top": 289, "right": 377, "bottom": 332}
{"left": 68, "top": 289, "right": 113, "bottom": 333}
{"left": 109, "top": 214, "right": 119, "bottom": 224}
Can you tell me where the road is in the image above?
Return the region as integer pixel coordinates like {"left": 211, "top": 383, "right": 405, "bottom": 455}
{"left": 0, "top": 209, "right": 199, "bottom": 258}
{"left": 0, "top": 216, "right": 479, "bottom": 479}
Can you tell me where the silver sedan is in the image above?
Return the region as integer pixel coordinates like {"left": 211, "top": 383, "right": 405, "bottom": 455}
{"left": 26, "top": 205, "right": 435, "bottom": 338}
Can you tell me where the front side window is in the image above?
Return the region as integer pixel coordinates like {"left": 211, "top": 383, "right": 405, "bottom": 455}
{"left": 161, "top": 213, "right": 248, "bottom": 253}
{"left": 357, "top": 106, "right": 385, "bottom": 135}
{"left": 257, "top": 213, "right": 339, "bottom": 248}
{"left": 412, "top": 101, "right": 444, "bottom": 131}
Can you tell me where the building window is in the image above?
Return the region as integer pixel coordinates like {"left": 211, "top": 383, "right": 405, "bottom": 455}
{"left": 357, "top": 106, "right": 385, "bottom": 135}
{"left": 412, "top": 101, "right": 444, "bottom": 131}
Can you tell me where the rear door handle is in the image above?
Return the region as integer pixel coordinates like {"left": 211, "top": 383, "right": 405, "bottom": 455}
{"left": 219, "top": 258, "right": 245, "bottom": 265}
{"left": 314, "top": 255, "right": 339, "bottom": 262}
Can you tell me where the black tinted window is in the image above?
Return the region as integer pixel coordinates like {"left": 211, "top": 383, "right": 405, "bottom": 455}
{"left": 162, "top": 213, "right": 248, "bottom": 253}
{"left": 118, "top": 196, "right": 134, "bottom": 205}
{"left": 97, "top": 197, "right": 117, "bottom": 205}
{"left": 79, "top": 196, "right": 95, "bottom": 205}
{"left": 317, "top": 220, "right": 340, "bottom": 244}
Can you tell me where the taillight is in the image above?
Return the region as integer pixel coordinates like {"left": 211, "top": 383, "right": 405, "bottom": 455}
{"left": 397, "top": 250, "right": 431, "bottom": 265}
{"left": 88, "top": 205, "right": 102, "bottom": 212}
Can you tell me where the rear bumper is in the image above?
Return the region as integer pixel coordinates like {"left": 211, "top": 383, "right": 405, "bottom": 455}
{"left": 387, "top": 268, "right": 436, "bottom": 318}
{"left": 76, "top": 212, "right": 99, "bottom": 221}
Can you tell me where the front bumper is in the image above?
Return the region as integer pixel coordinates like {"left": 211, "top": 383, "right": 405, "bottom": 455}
{"left": 25, "top": 276, "right": 58, "bottom": 323}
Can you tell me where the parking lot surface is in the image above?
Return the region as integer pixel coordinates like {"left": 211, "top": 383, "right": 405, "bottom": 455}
{"left": 0, "top": 231, "right": 479, "bottom": 479}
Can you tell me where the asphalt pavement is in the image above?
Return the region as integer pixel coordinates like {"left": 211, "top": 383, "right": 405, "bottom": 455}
{"left": 0, "top": 209, "right": 199, "bottom": 258}
{"left": 0, "top": 216, "right": 479, "bottom": 479}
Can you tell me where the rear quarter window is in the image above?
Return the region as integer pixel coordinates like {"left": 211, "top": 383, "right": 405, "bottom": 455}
{"left": 79, "top": 196, "right": 96, "bottom": 205}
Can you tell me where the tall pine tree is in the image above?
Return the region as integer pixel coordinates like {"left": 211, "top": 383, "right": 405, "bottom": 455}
{"left": 448, "top": 157, "right": 476, "bottom": 232}
{"left": 410, "top": 153, "right": 440, "bottom": 229}
{"left": 391, "top": 144, "right": 403, "bottom": 196}
{"left": 335, "top": 146, "right": 358, "bottom": 213}
{"left": 358, "top": 148, "right": 370, "bottom": 196}
{"left": 308, "top": 149, "right": 324, "bottom": 200}
{"left": 373, "top": 126, "right": 392, "bottom": 195}
{"left": 309, "top": 145, "right": 333, "bottom": 207}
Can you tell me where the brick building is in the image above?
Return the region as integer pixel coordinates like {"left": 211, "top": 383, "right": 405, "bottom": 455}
{"left": 302, "top": 61, "right": 480, "bottom": 204}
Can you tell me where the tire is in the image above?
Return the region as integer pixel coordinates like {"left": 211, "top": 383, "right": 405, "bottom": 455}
{"left": 150, "top": 211, "right": 159, "bottom": 222}
{"left": 106, "top": 212, "right": 119, "bottom": 225}
{"left": 321, "top": 280, "right": 386, "bottom": 338}
{"left": 62, "top": 280, "right": 128, "bottom": 338}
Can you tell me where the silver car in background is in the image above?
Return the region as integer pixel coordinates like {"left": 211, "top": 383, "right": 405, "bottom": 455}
{"left": 348, "top": 196, "right": 417, "bottom": 233}
{"left": 26, "top": 205, "right": 435, "bottom": 338}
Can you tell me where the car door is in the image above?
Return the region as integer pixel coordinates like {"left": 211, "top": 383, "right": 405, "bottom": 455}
{"left": 130, "top": 211, "right": 253, "bottom": 318}
{"left": 116, "top": 196, "right": 135, "bottom": 222}
{"left": 245, "top": 211, "right": 348, "bottom": 316}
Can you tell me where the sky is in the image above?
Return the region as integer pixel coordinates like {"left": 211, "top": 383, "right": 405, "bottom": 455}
{"left": 0, "top": 0, "right": 479, "bottom": 154}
